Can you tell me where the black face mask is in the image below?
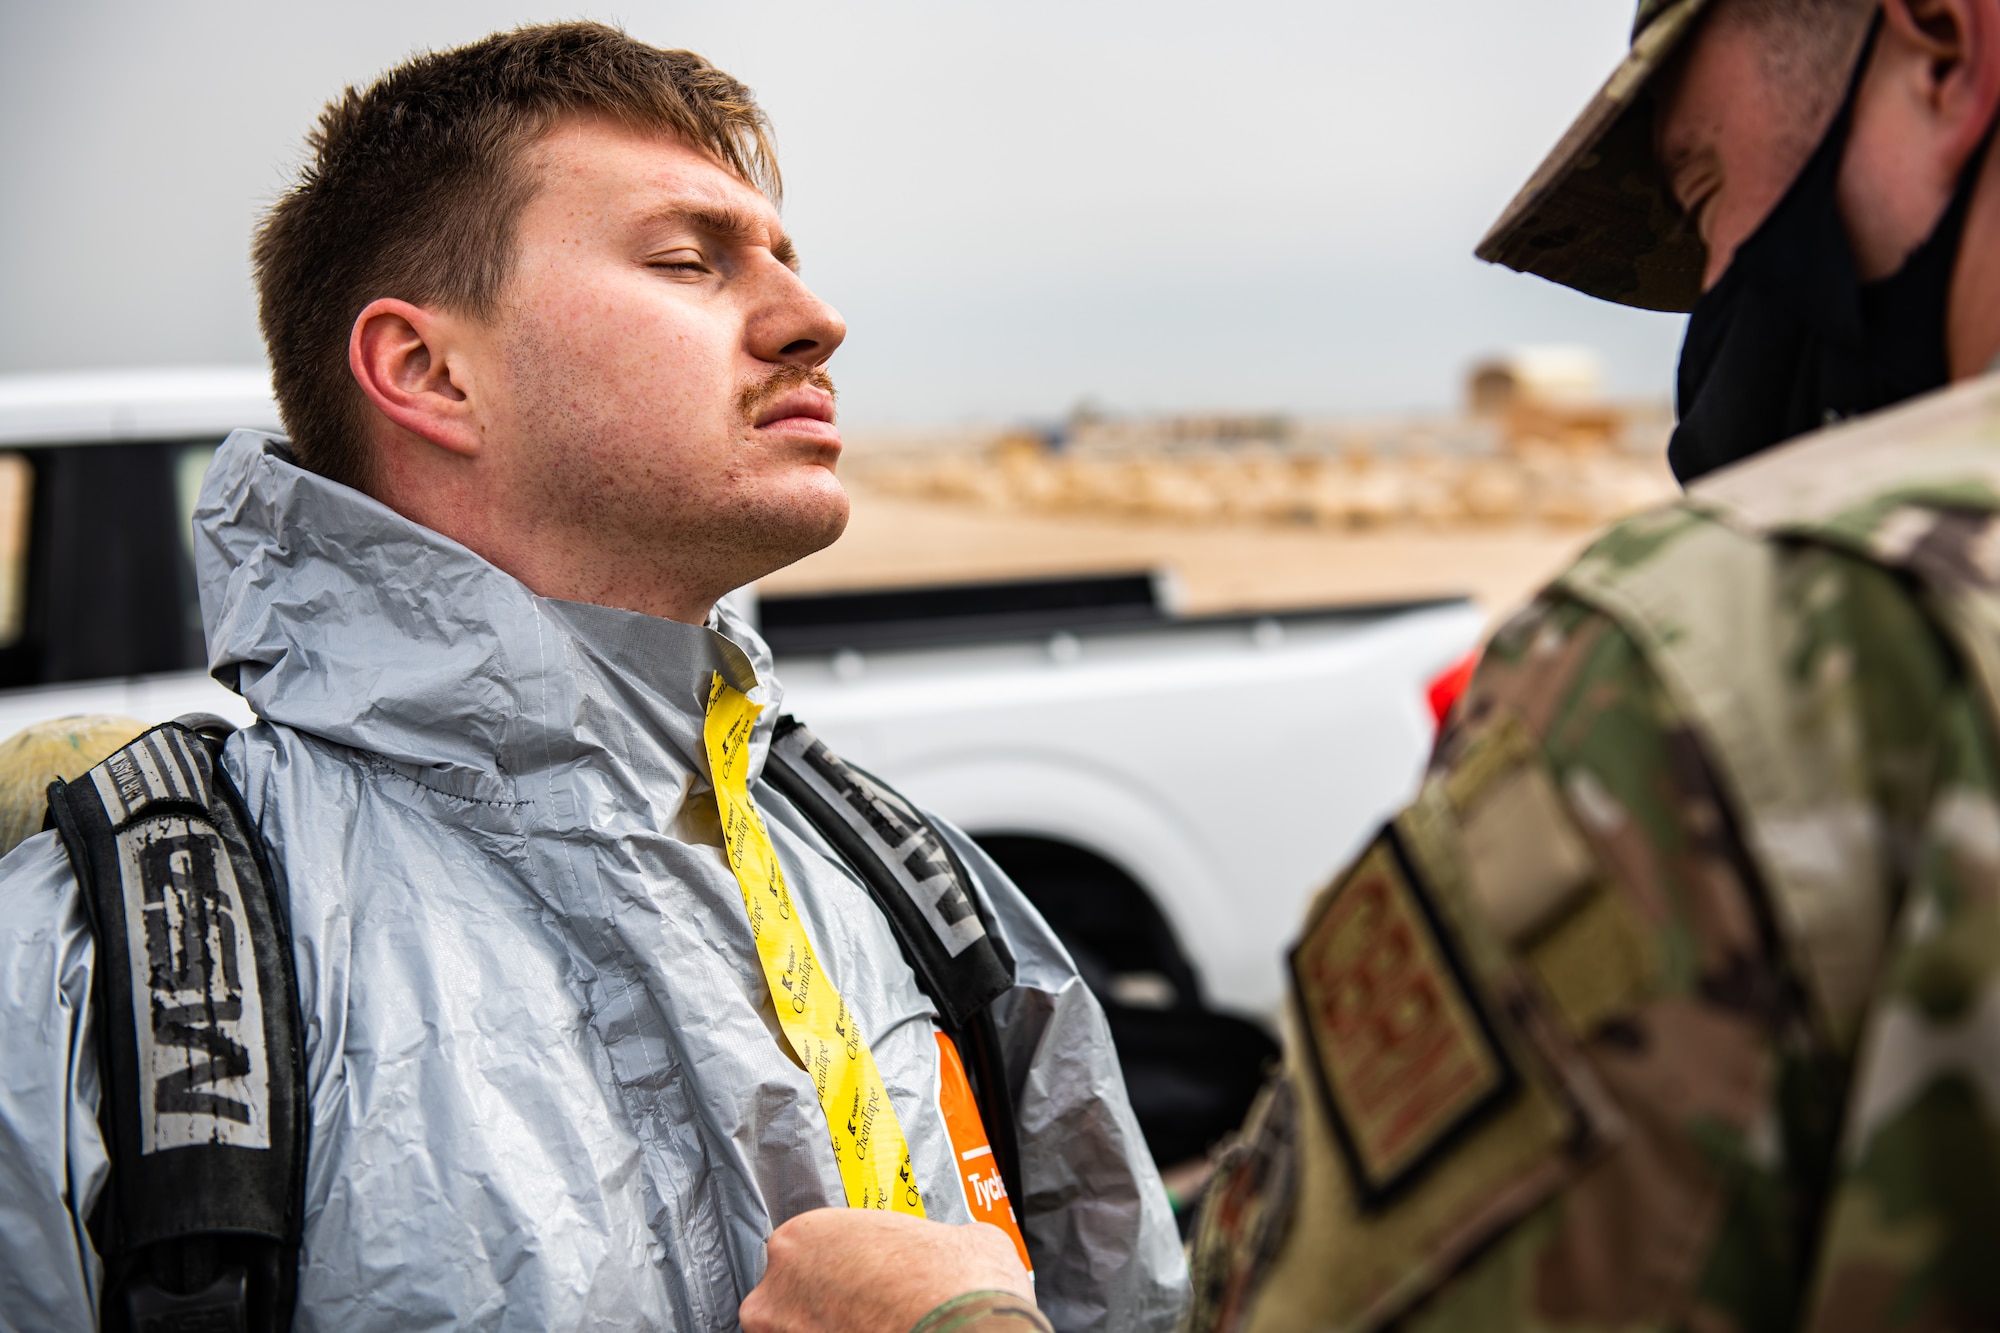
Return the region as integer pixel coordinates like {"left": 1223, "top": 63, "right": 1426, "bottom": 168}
{"left": 1668, "top": 22, "right": 1990, "bottom": 483}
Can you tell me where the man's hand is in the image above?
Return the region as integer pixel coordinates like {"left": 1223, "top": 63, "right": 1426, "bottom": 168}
{"left": 740, "top": 1209, "right": 1034, "bottom": 1333}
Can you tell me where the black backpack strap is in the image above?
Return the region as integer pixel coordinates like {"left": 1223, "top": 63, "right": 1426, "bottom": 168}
{"left": 47, "top": 719, "right": 306, "bottom": 1333}
{"left": 762, "top": 715, "right": 1025, "bottom": 1212}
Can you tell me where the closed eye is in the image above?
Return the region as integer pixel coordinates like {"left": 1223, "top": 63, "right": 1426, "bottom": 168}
{"left": 647, "top": 248, "right": 712, "bottom": 277}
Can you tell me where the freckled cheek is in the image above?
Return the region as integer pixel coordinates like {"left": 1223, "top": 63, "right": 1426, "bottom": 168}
{"left": 509, "top": 260, "right": 749, "bottom": 452}
{"left": 554, "top": 284, "right": 735, "bottom": 392}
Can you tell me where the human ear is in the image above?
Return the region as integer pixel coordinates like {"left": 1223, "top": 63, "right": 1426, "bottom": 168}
{"left": 1882, "top": 0, "right": 2000, "bottom": 165}
{"left": 1841, "top": 0, "right": 2000, "bottom": 275}
{"left": 347, "top": 298, "right": 483, "bottom": 459}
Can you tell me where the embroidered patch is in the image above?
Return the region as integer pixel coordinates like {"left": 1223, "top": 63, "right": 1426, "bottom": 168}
{"left": 1290, "top": 828, "right": 1515, "bottom": 1210}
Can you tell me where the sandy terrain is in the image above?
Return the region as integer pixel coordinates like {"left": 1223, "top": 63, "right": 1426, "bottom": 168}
{"left": 763, "top": 481, "right": 1596, "bottom": 620}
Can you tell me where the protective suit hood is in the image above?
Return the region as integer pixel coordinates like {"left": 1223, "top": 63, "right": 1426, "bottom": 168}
{"left": 195, "top": 429, "right": 776, "bottom": 791}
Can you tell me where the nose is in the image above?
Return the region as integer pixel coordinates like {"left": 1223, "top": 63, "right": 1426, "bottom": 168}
{"left": 749, "top": 261, "right": 846, "bottom": 368}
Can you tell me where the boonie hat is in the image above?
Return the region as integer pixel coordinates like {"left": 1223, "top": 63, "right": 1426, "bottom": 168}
{"left": 1475, "top": 0, "right": 1715, "bottom": 312}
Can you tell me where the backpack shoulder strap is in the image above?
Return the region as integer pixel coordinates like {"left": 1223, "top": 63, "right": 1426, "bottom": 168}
{"left": 761, "top": 715, "right": 1023, "bottom": 1207}
{"left": 763, "top": 716, "right": 1016, "bottom": 1025}
{"left": 48, "top": 718, "right": 305, "bottom": 1333}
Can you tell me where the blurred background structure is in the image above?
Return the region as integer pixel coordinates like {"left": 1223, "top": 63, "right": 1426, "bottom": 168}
{"left": 803, "top": 348, "right": 1675, "bottom": 613}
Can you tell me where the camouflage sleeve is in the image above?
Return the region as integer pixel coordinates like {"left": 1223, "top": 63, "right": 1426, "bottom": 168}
{"left": 1191, "top": 543, "right": 1986, "bottom": 1333}
{"left": 1802, "top": 681, "right": 2000, "bottom": 1329}
{"left": 1397, "top": 591, "right": 1848, "bottom": 1333}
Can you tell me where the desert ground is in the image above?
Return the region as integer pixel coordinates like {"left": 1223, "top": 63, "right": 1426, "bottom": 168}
{"left": 764, "top": 477, "right": 1598, "bottom": 621}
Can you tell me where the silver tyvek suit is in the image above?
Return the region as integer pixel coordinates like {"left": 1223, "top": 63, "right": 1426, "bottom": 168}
{"left": 0, "top": 430, "right": 1187, "bottom": 1332}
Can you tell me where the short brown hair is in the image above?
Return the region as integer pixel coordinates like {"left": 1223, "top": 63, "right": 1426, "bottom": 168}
{"left": 1721, "top": 0, "right": 1877, "bottom": 126}
{"left": 253, "top": 23, "right": 780, "bottom": 491}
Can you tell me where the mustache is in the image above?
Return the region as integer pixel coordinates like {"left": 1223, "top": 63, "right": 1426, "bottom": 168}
{"left": 738, "top": 366, "right": 837, "bottom": 424}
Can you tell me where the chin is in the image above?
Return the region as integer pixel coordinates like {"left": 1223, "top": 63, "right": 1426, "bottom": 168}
{"left": 745, "top": 475, "right": 850, "bottom": 574}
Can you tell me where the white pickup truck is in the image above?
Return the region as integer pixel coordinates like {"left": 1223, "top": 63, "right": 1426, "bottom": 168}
{"left": 0, "top": 368, "right": 1485, "bottom": 1165}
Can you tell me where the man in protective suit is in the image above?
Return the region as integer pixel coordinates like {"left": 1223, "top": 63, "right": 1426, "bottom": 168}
{"left": 0, "top": 23, "right": 1186, "bottom": 1333}
{"left": 743, "top": 0, "right": 2000, "bottom": 1329}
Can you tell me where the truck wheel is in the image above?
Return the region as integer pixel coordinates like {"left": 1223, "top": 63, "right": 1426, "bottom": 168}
{"left": 972, "top": 835, "right": 1276, "bottom": 1170}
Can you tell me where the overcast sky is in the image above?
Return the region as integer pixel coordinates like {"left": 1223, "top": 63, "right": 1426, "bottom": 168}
{"left": 0, "top": 1, "right": 1686, "bottom": 426}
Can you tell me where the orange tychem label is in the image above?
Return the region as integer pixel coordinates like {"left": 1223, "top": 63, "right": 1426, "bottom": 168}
{"left": 935, "top": 1031, "right": 1032, "bottom": 1274}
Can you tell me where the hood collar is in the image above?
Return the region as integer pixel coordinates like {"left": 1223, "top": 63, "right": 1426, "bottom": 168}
{"left": 193, "top": 429, "right": 781, "bottom": 784}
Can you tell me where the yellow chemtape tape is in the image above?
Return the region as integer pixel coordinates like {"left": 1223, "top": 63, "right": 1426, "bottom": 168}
{"left": 705, "top": 673, "right": 925, "bottom": 1215}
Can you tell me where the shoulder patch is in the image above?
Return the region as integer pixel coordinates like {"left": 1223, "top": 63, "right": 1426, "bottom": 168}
{"left": 1236, "top": 801, "right": 1626, "bottom": 1333}
{"left": 1291, "top": 828, "right": 1515, "bottom": 1209}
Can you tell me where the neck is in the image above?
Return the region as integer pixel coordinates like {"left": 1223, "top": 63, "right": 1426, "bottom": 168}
{"left": 1949, "top": 131, "right": 2000, "bottom": 377}
{"left": 367, "top": 435, "right": 726, "bottom": 626}
{"left": 436, "top": 512, "right": 728, "bottom": 625}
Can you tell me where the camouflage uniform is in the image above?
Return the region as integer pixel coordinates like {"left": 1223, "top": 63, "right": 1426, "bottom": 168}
{"left": 910, "top": 0, "right": 1998, "bottom": 1328}
{"left": 1186, "top": 375, "right": 2000, "bottom": 1332}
